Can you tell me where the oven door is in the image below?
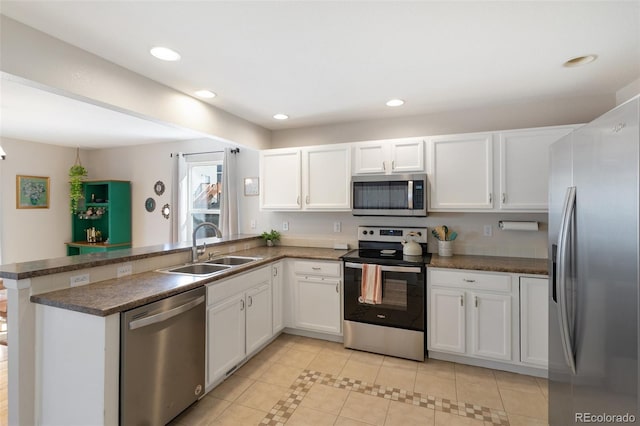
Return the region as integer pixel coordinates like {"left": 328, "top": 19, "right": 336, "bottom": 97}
{"left": 343, "top": 262, "right": 425, "bottom": 331}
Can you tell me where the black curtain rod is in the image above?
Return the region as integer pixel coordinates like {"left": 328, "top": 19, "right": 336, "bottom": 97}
{"left": 170, "top": 148, "right": 240, "bottom": 158}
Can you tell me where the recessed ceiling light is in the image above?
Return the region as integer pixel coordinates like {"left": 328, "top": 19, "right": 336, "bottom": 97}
{"left": 386, "top": 99, "right": 405, "bottom": 107}
{"left": 563, "top": 55, "right": 597, "bottom": 67}
{"left": 194, "top": 90, "right": 216, "bottom": 99}
{"left": 150, "top": 46, "right": 181, "bottom": 61}
{"left": 273, "top": 114, "right": 289, "bottom": 120}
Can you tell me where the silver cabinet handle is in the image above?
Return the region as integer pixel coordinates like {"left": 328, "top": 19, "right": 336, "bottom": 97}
{"left": 248, "top": 296, "right": 253, "bottom": 307}
{"left": 382, "top": 161, "right": 386, "bottom": 171}
{"left": 376, "top": 314, "right": 386, "bottom": 319}
{"left": 297, "top": 196, "right": 300, "bottom": 205}
{"left": 460, "top": 296, "right": 464, "bottom": 307}
{"left": 312, "top": 267, "right": 321, "bottom": 271}
{"left": 502, "top": 193, "right": 506, "bottom": 203}
{"left": 557, "top": 186, "right": 577, "bottom": 374}
{"left": 474, "top": 296, "right": 478, "bottom": 308}
{"left": 391, "top": 160, "right": 395, "bottom": 170}
{"left": 335, "top": 282, "right": 339, "bottom": 293}
{"left": 306, "top": 195, "right": 310, "bottom": 204}
{"left": 240, "top": 299, "right": 245, "bottom": 311}
{"left": 129, "top": 296, "right": 205, "bottom": 330}
{"left": 489, "top": 193, "right": 492, "bottom": 203}
{"left": 463, "top": 279, "right": 476, "bottom": 283}
{"left": 273, "top": 267, "right": 278, "bottom": 277}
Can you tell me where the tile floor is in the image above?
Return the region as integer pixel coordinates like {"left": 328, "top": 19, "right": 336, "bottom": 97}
{"left": 171, "top": 334, "right": 549, "bottom": 426}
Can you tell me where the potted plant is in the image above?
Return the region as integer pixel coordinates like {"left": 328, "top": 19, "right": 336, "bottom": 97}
{"left": 431, "top": 225, "right": 457, "bottom": 257}
{"left": 260, "top": 229, "right": 281, "bottom": 247}
{"left": 69, "top": 149, "right": 88, "bottom": 214}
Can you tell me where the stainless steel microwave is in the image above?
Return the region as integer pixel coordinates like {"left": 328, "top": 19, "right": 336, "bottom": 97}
{"left": 351, "top": 174, "right": 428, "bottom": 217}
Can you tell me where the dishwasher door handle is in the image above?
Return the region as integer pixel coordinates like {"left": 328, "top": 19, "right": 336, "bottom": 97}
{"left": 129, "top": 295, "right": 206, "bottom": 330}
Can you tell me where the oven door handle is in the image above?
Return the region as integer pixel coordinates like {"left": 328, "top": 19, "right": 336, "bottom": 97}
{"left": 344, "top": 262, "right": 422, "bottom": 274}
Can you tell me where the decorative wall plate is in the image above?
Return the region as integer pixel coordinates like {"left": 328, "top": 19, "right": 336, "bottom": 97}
{"left": 154, "top": 180, "right": 165, "bottom": 196}
{"left": 145, "top": 197, "right": 156, "bottom": 212}
{"left": 161, "top": 203, "right": 171, "bottom": 219}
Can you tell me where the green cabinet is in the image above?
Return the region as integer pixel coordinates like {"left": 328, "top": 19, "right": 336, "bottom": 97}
{"left": 66, "top": 180, "right": 131, "bottom": 256}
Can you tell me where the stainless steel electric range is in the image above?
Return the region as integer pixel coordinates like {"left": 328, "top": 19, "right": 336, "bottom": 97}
{"left": 341, "top": 226, "right": 430, "bottom": 361}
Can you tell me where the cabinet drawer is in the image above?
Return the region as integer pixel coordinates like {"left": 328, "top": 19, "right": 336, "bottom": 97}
{"left": 207, "top": 266, "right": 271, "bottom": 305}
{"left": 293, "top": 261, "right": 341, "bottom": 277}
{"left": 429, "top": 269, "right": 511, "bottom": 292}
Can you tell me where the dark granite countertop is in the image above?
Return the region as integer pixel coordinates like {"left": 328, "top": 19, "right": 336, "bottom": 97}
{"left": 0, "top": 234, "right": 260, "bottom": 280}
{"left": 30, "top": 246, "right": 348, "bottom": 316}
{"left": 428, "top": 254, "right": 548, "bottom": 275}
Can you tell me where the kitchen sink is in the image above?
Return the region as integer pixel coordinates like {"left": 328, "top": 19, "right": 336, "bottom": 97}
{"left": 158, "top": 263, "right": 232, "bottom": 276}
{"left": 205, "top": 256, "right": 262, "bottom": 266}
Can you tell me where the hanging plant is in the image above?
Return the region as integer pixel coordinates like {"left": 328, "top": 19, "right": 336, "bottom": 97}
{"left": 69, "top": 148, "right": 88, "bottom": 214}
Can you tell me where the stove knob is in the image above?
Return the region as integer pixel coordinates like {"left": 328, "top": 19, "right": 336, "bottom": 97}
{"left": 362, "top": 230, "right": 368, "bottom": 235}
{"left": 417, "top": 232, "right": 422, "bottom": 236}
{"left": 369, "top": 230, "right": 374, "bottom": 235}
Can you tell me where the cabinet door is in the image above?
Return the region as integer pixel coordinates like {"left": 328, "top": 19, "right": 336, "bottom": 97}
{"left": 470, "top": 292, "right": 511, "bottom": 361}
{"left": 520, "top": 277, "right": 548, "bottom": 366}
{"left": 246, "top": 283, "right": 273, "bottom": 355}
{"left": 390, "top": 139, "right": 424, "bottom": 172}
{"left": 207, "top": 294, "right": 246, "bottom": 386}
{"left": 294, "top": 276, "right": 341, "bottom": 334}
{"left": 353, "top": 142, "right": 388, "bottom": 174}
{"left": 272, "top": 262, "right": 284, "bottom": 334}
{"left": 260, "top": 149, "right": 301, "bottom": 210}
{"left": 428, "top": 134, "right": 493, "bottom": 210}
{"left": 303, "top": 145, "right": 351, "bottom": 210}
{"left": 499, "top": 127, "right": 573, "bottom": 210}
{"left": 429, "top": 288, "right": 465, "bottom": 354}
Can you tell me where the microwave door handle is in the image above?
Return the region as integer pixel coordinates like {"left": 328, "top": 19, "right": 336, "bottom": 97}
{"left": 407, "top": 180, "right": 414, "bottom": 209}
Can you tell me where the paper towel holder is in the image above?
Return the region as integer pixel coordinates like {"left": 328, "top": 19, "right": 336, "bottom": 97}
{"left": 498, "top": 221, "right": 539, "bottom": 231}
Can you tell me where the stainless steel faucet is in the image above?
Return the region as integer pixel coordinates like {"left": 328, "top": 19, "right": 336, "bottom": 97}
{"left": 192, "top": 222, "right": 222, "bottom": 263}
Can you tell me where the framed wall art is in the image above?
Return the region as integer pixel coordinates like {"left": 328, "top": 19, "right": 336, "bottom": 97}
{"left": 16, "top": 175, "right": 50, "bottom": 209}
{"left": 244, "top": 177, "right": 259, "bottom": 196}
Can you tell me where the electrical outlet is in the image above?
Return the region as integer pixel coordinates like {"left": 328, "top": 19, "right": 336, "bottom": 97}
{"left": 483, "top": 225, "right": 493, "bottom": 237}
{"left": 282, "top": 221, "right": 289, "bottom": 231}
{"left": 333, "top": 222, "right": 341, "bottom": 233}
{"left": 117, "top": 264, "right": 132, "bottom": 278}
{"left": 70, "top": 273, "right": 90, "bottom": 287}
{"left": 250, "top": 219, "right": 256, "bottom": 229}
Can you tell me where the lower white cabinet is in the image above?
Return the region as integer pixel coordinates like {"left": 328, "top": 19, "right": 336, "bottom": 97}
{"left": 292, "top": 260, "right": 342, "bottom": 335}
{"left": 272, "top": 261, "right": 284, "bottom": 334}
{"left": 428, "top": 268, "right": 512, "bottom": 362}
{"left": 206, "top": 266, "right": 272, "bottom": 388}
{"left": 520, "top": 277, "right": 548, "bottom": 366}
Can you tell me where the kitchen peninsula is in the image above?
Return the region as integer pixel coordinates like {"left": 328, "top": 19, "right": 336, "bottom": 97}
{"left": 0, "top": 236, "right": 548, "bottom": 425}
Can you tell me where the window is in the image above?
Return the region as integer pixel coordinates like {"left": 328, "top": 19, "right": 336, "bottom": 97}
{"left": 187, "top": 161, "right": 223, "bottom": 238}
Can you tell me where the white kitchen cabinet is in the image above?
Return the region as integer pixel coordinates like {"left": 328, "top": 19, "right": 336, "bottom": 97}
{"left": 520, "top": 277, "right": 548, "bottom": 367}
{"left": 470, "top": 292, "right": 512, "bottom": 360}
{"left": 353, "top": 138, "right": 424, "bottom": 174}
{"left": 260, "top": 148, "right": 301, "bottom": 210}
{"left": 292, "top": 260, "right": 342, "bottom": 335}
{"left": 428, "top": 133, "right": 493, "bottom": 210}
{"left": 303, "top": 145, "right": 351, "bottom": 209}
{"left": 206, "top": 266, "right": 272, "bottom": 388}
{"left": 272, "top": 261, "right": 284, "bottom": 334}
{"left": 260, "top": 144, "right": 351, "bottom": 211}
{"left": 498, "top": 126, "right": 574, "bottom": 210}
{"left": 428, "top": 268, "right": 513, "bottom": 363}
{"left": 207, "top": 294, "right": 246, "bottom": 385}
{"left": 429, "top": 288, "right": 466, "bottom": 354}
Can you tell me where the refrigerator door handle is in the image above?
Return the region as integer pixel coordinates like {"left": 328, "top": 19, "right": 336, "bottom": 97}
{"left": 557, "top": 186, "right": 577, "bottom": 374}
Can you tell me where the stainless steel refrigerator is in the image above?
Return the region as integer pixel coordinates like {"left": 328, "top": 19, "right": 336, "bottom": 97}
{"left": 549, "top": 96, "right": 639, "bottom": 425}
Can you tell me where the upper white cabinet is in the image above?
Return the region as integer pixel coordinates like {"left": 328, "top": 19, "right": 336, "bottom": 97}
{"left": 428, "top": 133, "right": 494, "bottom": 210}
{"left": 260, "top": 148, "right": 301, "bottom": 210}
{"left": 353, "top": 138, "right": 424, "bottom": 174}
{"left": 498, "top": 126, "right": 574, "bottom": 210}
{"left": 260, "top": 144, "right": 351, "bottom": 211}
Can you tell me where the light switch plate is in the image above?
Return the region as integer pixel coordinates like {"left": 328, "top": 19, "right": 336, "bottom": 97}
{"left": 282, "top": 221, "right": 289, "bottom": 231}
{"left": 333, "top": 222, "right": 341, "bottom": 233}
{"left": 483, "top": 225, "right": 492, "bottom": 237}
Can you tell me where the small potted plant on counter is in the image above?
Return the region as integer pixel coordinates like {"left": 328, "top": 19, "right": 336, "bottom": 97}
{"left": 431, "top": 225, "right": 457, "bottom": 257}
{"left": 260, "top": 229, "right": 281, "bottom": 247}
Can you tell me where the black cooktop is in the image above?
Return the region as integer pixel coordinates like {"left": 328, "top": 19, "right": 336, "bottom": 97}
{"left": 341, "top": 247, "right": 431, "bottom": 267}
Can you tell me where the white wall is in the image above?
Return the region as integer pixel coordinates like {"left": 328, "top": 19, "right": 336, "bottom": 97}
{"left": 0, "top": 138, "right": 83, "bottom": 263}
{"left": 616, "top": 77, "right": 640, "bottom": 105}
{"left": 271, "top": 93, "right": 614, "bottom": 148}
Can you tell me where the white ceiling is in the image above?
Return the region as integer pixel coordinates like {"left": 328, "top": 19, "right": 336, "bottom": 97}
{"left": 1, "top": 1, "right": 639, "bottom": 147}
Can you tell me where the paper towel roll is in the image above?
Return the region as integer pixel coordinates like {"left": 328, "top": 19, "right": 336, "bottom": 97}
{"left": 498, "top": 221, "right": 539, "bottom": 231}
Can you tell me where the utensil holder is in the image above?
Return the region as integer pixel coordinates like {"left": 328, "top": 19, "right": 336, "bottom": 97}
{"left": 438, "top": 240, "right": 453, "bottom": 257}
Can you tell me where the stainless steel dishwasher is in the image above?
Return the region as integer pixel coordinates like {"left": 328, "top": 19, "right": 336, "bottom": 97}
{"left": 120, "top": 286, "right": 206, "bottom": 425}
